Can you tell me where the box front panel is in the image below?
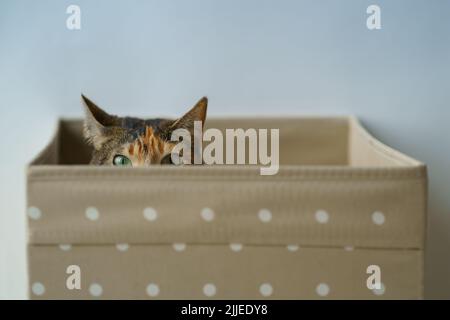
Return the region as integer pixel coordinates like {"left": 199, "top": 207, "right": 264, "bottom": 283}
{"left": 27, "top": 168, "right": 426, "bottom": 249}
{"left": 28, "top": 244, "right": 422, "bottom": 300}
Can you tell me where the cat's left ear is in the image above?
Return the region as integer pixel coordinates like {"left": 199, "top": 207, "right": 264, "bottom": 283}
{"left": 170, "top": 97, "right": 208, "bottom": 133}
{"left": 81, "top": 94, "right": 119, "bottom": 150}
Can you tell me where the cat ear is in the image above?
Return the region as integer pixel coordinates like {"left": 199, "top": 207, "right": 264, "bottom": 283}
{"left": 81, "top": 94, "right": 118, "bottom": 149}
{"left": 170, "top": 97, "right": 208, "bottom": 133}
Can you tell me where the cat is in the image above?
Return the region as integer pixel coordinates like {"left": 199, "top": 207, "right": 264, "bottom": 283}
{"left": 82, "top": 94, "right": 207, "bottom": 166}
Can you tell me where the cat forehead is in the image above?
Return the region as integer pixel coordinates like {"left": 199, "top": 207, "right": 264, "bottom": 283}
{"left": 128, "top": 125, "right": 162, "bottom": 142}
{"left": 130, "top": 126, "right": 148, "bottom": 140}
{"left": 125, "top": 126, "right": 175, "bottom": 163}
{"left": 117, "top": 117, "right": 172, "bottom": 141}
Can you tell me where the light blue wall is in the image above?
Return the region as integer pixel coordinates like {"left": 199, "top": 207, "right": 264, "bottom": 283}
{"left": 1, "top": 0, "right": 449, "bottom": 298}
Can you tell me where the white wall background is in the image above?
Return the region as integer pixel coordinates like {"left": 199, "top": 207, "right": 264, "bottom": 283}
{"left": 0, "top": 0, "right": 449, "bottom": 299}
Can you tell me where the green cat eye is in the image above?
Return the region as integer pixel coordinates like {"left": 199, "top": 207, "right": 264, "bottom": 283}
{"left": 113, "top": 155, "right": 132, "bottom": 167}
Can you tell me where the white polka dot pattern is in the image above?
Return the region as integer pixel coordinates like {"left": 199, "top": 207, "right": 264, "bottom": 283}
{"left": 203, "top": 283, "right": 217, "bottom": 297}
{"left": 315, "top": 210, "right": 329, "bottom": 224}
{"left": 316, "top": 283, "right": 330, "bottom": 297}
{"left": 287, "top": 245, "right": 299, "bottom": 252}
{"left": 201, "top": 208, "right": 215, "bottom": 221}
{"left": 27, "top": 207, "right": 42, "bottom": 220}
{"left": 36, "top": 205, "right": 402, "bottom": 299}
{"left": 258, "top": 209, "right": 272, "bottom": 222}
{"left": 59, "top": 244, "right": 72, "bottom": 251}
{"left": 173, "top": 243, "right": 186, "bottom": 252}
{"left": 89, "top": 283, "right": 103, "bottom": 297}
{"left": 372, "top": 211, "right": 385, "bottom": 225}
{"left": 146, "top": 283, "right": 160, "bottom": 297}
{"left": 143, "top": 207, "right": 158, "bottom": 221}
{"left": 32, "top": 282, "right": 45, "bottom": 296}
{"left": 259, "top": 283, "right": 273, "bottom": 297}
{"left": 116, "top": 243, "right": 129, "bottom": 252}
{"left": 85, "top": 207, "right": 99, "bottom": 221}
{"left": 230, "top": 243, "right": 243, "bottom": 252}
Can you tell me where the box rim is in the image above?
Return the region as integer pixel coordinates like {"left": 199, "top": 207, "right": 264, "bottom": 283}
{"left": 26, "top": 116, "right": 427, "bottom": 186}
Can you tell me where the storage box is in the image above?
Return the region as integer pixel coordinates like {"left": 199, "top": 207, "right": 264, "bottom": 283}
{"left": 26, "top": 117, "right": 427, "bottom": 299}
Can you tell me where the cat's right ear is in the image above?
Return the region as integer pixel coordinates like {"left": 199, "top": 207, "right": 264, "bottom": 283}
{"left": 82, "top": 94, "right": 117, "bottom": 150}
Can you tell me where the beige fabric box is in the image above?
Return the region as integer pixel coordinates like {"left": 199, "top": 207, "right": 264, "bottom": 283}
{"left": 26, "top": 117, "right": 427, "bottom": 299}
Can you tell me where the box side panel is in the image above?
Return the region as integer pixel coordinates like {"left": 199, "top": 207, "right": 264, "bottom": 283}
{"left": 348, "top": 117, "right": 423, "bottom": 167}
{"left": 28, "top": 244, "right": 423, "bottom": 299}
{"left": 58, "top": 120, "right": 94, "bottom": 165}
{"left": 29, "top": 121, "right": 60, "bottom": 165}
{"left": 27, "top": 171, "right": 427, "bottom": 249}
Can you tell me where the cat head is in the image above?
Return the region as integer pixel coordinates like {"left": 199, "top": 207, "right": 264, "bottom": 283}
{"left": 82, "top": 94, "right": 207, "bottom": 166}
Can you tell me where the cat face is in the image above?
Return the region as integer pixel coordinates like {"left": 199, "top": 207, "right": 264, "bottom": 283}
{"left": 82, "top": 95, "right": 207, "bottom": 166}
